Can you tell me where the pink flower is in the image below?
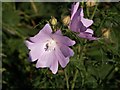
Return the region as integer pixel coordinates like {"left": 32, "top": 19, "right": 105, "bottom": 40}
{"left": 70, "top": 2, "right": 97, "bottom": 40}
{"left": 25, "top": 24, "right": 75, "bottom": 74}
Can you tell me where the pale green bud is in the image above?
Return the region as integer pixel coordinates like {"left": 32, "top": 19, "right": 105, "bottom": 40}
{"left": 50, "top": 16, "right": 57, "bottom": 26}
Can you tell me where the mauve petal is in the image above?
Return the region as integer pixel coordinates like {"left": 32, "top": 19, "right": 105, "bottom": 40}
{"left": 50, "top": 55, "right": 58, "bottom": 74}
{"left": 30, "top": 33, "right": 51, "bottom": 43}
{"left": 36, "top": 51, "right": 53, "bottom": 68}
{"left": 36, "top": 50, "right": 58, "bottom": 74}
{"left": 78, "top": 32, "right": 97, "bottom": 40}
{"left": 79, "top": 21, "right": 87, "bottom": 32}
{"left": 29, "top": 42, "right": 45, "bottom": 62}
{"left": 70, "top": 15, "right": 80, "bottom": 32}
{"left": 42, "top": 23, "right": 53, "bottom": 33}
{"left": 58, "top": 43, "right": 74, "bottom": 57}
{"left": 80, "top": 8, "right": 84, "bottom": 17}
{"left": 71, "top": 8, "right": 81, "bottom": 20}
{"left": 30, "top": 24, "right": 52, "bottom": 43}
{"left": 81, "top": 17, "right": 93, "bottom": 27}
{"left": 71, "top": 2, "right": 79, "bottom": 20}
{"left": 80, "top": 8, "right": 93, "bottom": 27}
{"left": 55, "top": 46, "right": 69, "bottom": 68}
{"left": 85, "top": 28, "right": 94, "bottom": 34}
{"left": 70, "top": 8, "right": 88, "bottom": 32}
{"left": 53, "top": 34, "right": 75, "bottom": 46}
{"left": 79, "top": 32, "right": 89, "bottom": 38}
{"left": 55, "top": 30, "right": 62, "bottom": 35}
{"left": 25, "top": 40, "right": 34, "bottom": 49}
{"left": 84, "top": 35, "right": 98, "bottom": 40}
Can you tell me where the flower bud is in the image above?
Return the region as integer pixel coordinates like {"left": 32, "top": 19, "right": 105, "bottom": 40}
{"left": 62, "top": 16, "right": 70, "bottom": 26}
{"left": 102, "top": 28, "right": 110, "bottom": 39}
{"left": 86, "top": 0, "right": 96, "bottom": 7}
{"left": 50, "top": 16, "right": 57, "bottom": 26}
{"left": 115, "top": 67, "right": 119, "bottom": 72}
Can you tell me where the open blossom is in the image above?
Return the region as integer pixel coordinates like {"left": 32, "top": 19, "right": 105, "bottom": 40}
{"left": 70, "top": 2, "right": 97, "bottom": 40}
{"left": 25, "top": 23, "right": 75, "bottom": 74}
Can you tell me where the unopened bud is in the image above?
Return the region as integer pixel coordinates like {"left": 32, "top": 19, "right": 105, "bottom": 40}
{"left": 115, "top": 67, "right": 119, "bottom": 72}
{"left": 50, "top": 16, "right": 57, "bottom": 26}
{"left": 102, "top": 28, "right": 110, "bottom": 39}
{"left": 62, "top": 16, "right": 70, "bottom": 26}
{"left": 86, "top": 0, "right": 96, "bottom": 7}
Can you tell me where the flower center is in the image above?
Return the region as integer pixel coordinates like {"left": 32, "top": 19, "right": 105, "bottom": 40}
{"left": 44, "top": 39, "right": 56, "bottom": 52}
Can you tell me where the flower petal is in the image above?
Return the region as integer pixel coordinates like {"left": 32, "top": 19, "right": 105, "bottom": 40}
{"left": 25, "top": 40, "right": 34, "bottom": 49}
{"left": 30, "top": 24, "right": 52, "bottom": 43}
{"left": 81, "top": 17, "right": 93, "bottom": 27}
{"left": 85, "top": 28, "right": 94, "bottom": 34}
{"left": 70, "top": 15, "right": 80, "bottom": 32}
{"left": 80, "top": 8, "right": 84, "bottom": 17}
{"left": 29, "top": 42, "right": 45, "bottom": 62}
{"left": 71, "top": 2, "right": 80, "bottom": 20}
{"left": 78, "top": 32, "right": 97, "bottom": 40}
{"left": 36, "top": 50, "right": 58, "bottom": 74}
{"left": 50, "top": 55, "right": 58, "bottom": 74}
{"left": 36, "top": 51, "right": 52, "bottom": 68}
{"left": 55, "top": 46, "right": 69, "bottom": 68}
{"left": 58, "top": 43, "right": 74, "bottom": 57}
{"left": 53, "top": 34, "right": 75, "bottom": 46}
{"left": 70, "top": 8, "right": 87, "bottom": 32}
{"left": 55, "top": 30, "right": 62, "bottom": 35}
{"left": 41, "top": 23, "right": 53, "bottom": 34}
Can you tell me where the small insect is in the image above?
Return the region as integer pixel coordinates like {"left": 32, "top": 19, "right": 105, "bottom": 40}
{"left": 44, "top": 43, "right": 49, "bottom": 51}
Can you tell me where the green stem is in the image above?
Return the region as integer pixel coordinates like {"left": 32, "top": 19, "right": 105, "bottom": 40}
{"left": 86, "top": 7, "right": 90, "bottom": 18}
{"left": 64, "top": 69, "right": 69, "bottom": 90}
{"left": 71, "top": 3, "right": 98, "bottom": 89}
{"left": 71, "top": 40, "right": 87, "bottom": 90}
{"left": 90, "top": 2, "right": 98, "bottom": 20}
{"left": 81, "top": 0, "right": 84, "bottom": 7}
{"left": 30, "top": 0, "right": 38, "bottom": 14}
{"left": 80, "top": 69, "right": 85, "bottom": 87}
{"left": 71, "top": 69, "right": 78, "bottom": 90}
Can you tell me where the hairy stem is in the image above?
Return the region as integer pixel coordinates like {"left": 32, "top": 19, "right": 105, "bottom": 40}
{"left": 71, "top": 69, "right": 78, "bottom": 90}
{"left": 64, "top": 68, "right": 69, "bottom": 90}
{"left": 90, "top": 2, "right": 98, "bottom": 20}
{"left": 71, "top": 2, "right": 98, "bottom": 89}
{"left": 71, "top": 40, "right": 87, "bottom": 90}
{"left": 30, "top": 0, "right": 38, "bottom": 14}
{"left": 86, "top": 7, "right": 90, "bottom": 17}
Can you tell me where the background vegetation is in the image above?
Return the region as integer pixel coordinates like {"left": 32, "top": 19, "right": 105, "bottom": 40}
{"left": 2, "top": 2, "right": 120, "bottom": 89}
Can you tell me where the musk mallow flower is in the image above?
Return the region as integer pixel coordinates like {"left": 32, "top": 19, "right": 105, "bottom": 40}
{"left": 69, "top": 2, "right": 97, "bottom": 40}
{"left": 25, "top": 23, "right": 75, "bottom": 74}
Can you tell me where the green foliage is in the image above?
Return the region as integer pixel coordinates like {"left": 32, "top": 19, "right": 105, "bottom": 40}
{"left": 2, "top": 2, "right": 120, "bottom": 89}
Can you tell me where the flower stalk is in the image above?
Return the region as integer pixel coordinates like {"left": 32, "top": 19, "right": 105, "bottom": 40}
{"left": 71, "top": 40, "right": 87, "bottom": 90}
{"left": 71, "top": 69, "right": 79, "bottom": 90}
{"left": 64, "top": 68, "right": 69, "bottom": 90}
{"left": 71, "top": 2, "right": 98, "bottom": 89}
{"left": 90, "top": 2, "right": 98, "bottom": 20}
{"left": 86, "top": 2, "right": 90, "bottom": 18}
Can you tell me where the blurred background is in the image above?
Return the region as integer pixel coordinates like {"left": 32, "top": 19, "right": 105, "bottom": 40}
{"left": 2, "top": 2, "right": 120, "bottom": 89}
